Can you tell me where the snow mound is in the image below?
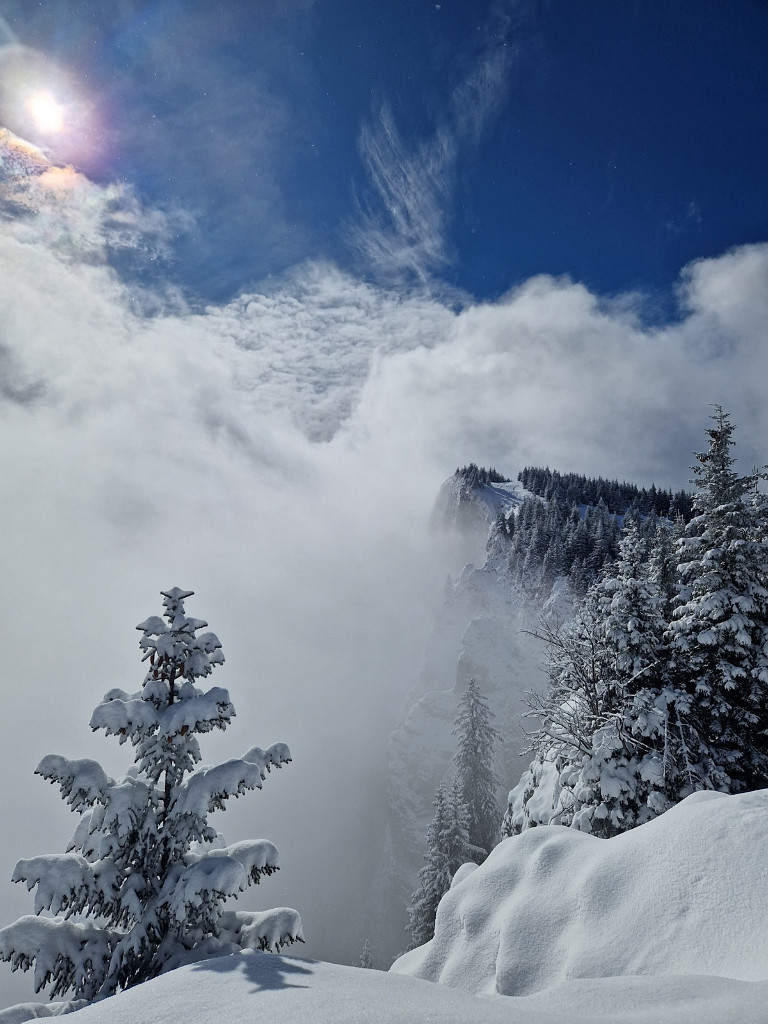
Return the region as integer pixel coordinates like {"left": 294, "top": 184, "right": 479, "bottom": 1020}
{"left": 391, "top": 789, "right": 768, "bottom": 996}
{"left": 9, "top": 950, "right": 768, "bottom": 1024}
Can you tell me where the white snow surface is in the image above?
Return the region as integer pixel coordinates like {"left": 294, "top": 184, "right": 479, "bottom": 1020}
{"left": 5, "top": 949, "right": 768, "bottom": 1024}
{"left": 392, "top": 789, "right": 768, "bottom": 998}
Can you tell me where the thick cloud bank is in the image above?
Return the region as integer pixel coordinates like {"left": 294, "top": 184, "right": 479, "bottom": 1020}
{"left": 391, "top": 789, "right": 768, "bottom": 995}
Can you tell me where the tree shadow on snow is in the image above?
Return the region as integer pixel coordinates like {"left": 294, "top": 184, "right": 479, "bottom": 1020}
{"left": 189, "top": 950, "right": 313, "bottom": 992}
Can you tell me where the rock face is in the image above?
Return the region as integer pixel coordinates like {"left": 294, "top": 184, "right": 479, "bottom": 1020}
{"left": 431, "top": 469, "right": 519, "bottom": 536}
{"left": 377, "top": 470, "right": 553, "bottom": 961}
{"left": 391, "top": 790, "right": 768, "bottom": 995}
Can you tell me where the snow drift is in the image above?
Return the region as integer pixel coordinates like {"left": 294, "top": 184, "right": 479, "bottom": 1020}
{"left": 391, "top": 789, "right": 768, "bottom": 996}
{"left": 7, "top": 949, "right": 768, "bottom": 1024}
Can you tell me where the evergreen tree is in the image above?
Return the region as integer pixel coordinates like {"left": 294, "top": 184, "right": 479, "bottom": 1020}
{"left": 507, "top": 521, "right": 672, "bottom": 838}
{"left": 359, "top": 938, "right": 374, "bottom": 969}
{"left": 647, "top": 517, "right": 680, "bottom": 623}
{"left": 0, "top": 589, "right": 302, "bottom": 1007}
{"left": 406, "top": 780, "right": 477, "bottom": 949}
{"left": 452, "top": 680, "right": 501, "bottom": 859}
{"left": 667, "top": 408, "right": 768, "bottom": 792}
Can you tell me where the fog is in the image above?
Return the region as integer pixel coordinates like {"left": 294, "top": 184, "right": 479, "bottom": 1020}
{"left": 2, "top": 200, "right": 768, "bottom": 1004}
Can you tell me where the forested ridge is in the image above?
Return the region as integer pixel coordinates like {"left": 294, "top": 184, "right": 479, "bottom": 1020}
{"left": 517, "top": 466, "right": 693, "bottom": 520}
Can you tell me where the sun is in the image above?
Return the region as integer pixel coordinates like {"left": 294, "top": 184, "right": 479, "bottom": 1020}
{"left": 27, "top": 89, "right": 66, "bottom": 135}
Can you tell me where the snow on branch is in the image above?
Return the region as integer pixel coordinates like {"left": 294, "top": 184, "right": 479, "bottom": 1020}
{"left": 11, "top": 855, "right": 99, "bottom": 917}
{"left": 175, "top": 744, "right": 292, "bottom": 817}
{"left": 218, "top": 908, "right": 304, "bottom": 951}
{"left": 135, "top": 615, "right": 168, "bottom": 637}
{"left": 158, "top": 687, "right": 234, "bottom": 737}
{"left": 241, "top": 743, "right": 292, "bottom": 771}
{"left": 35, "top": 757, "right": 113, "bottom": 812}
{"left": 89, "top": 696, "right": 158, "bottom": 741}
{"left": 173, "top": 758, "right": 268, "bottom": 817}
{"left": 209, "top": 839, "right": 280, "bottom": 884}
{"left": 92, "top": 777, "right": 156, "bottom": 843}
{"left": 167, "top": 857, "right": 248, "bottom": 921}
{"left": 0, "top": 916, "right": 114, "bottom": 1000}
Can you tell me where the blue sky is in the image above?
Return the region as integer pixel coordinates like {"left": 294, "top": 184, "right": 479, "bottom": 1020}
{"left": 2, "top": 0, "right": 768, "bottom": 304}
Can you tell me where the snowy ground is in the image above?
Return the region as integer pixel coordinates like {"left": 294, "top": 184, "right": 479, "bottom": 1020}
{"left": 5, "top": 951, "right": 768, "bottom": 1024}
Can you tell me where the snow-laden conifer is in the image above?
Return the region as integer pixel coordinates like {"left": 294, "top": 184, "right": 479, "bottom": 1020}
{"left": 359, "top": 938, "right": 374, "bottom": 969}
{"left": 452, "top": 680, "right": 501, "bottom": 859}
{"left": 406, "top": 780, "right": 478, "bottom": 949}
{"left": 667, "top": 408, "right": 768, "bottom": 792}
{"left": 0, "top": 588, "right": 302, "bottom": 1008}
{"left": 505, "top": 520, "right": 672, "bottom": 838}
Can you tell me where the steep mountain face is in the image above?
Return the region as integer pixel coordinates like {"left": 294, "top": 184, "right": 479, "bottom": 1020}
{"left": 431, "top": 465, "right": 516, "bottom": 536}
{"left": 377, "top": 469, "right": 553, "bottom": 961}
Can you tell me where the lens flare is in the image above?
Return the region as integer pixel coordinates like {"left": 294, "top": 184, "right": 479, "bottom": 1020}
{"left": 27, "top": 89, "right": 65, "bottom": 135}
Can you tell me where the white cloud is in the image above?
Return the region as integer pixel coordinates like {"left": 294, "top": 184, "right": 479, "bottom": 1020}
{"left": 0, "top": 129, "right": 177, "bottom": 267}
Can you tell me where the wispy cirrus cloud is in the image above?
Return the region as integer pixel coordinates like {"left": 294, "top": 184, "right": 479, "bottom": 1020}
{"left": 348, "top": 107, "right": 456, "bottom": 284}
{"left": 348, "top": 4, "right": 519, "bottom": 284}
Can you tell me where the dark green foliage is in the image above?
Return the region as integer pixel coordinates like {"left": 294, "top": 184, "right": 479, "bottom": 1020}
{"left": 454, "top": 463, "right": 510, "bottom": 487}
{"left": 406, "top": 781, "right": 479, "bottom": 949}
{"left": 452, "top": 681, "right": 501, "bottom": 859}
{"left": 518, "top": 466, "right": 693, "bottom": 521}
{"left": 508, "top": 494, "right": 622, "bottom": 597}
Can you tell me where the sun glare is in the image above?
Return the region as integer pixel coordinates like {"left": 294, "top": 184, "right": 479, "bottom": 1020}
{"left": 28, "top": 89, "right": 65, "bottom": 134}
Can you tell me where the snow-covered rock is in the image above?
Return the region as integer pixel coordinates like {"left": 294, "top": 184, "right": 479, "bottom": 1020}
{"left": 430, "top": 471, "right": 522, "bottom": 539}
{"left": 391, "top": 789, "right": 768, "bottom": 996}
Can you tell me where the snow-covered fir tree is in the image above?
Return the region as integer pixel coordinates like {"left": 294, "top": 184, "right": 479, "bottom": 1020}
{"left": 359, "top": 938, "right": 374, "bottom": 969}
{"left": 667, "top": 408, "right": 768, "bottom": 793}
{"left": 452, "top": 680, "right": 501, "bottom": 859}
{"left": 406, "top": 780, "right": 478, "bottom": 949}
{"left": 0, "top": 588, "right": 302, "bottom": 1008}
{"left": 503, "top": 520, "right": 673, "bottom": 838}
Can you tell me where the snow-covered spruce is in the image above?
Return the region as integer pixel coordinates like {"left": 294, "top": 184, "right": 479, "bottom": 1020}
{"left": 0, "top": 588, "right": 302, "bottom": 1009}
{"left": 406, "top": 779, "right": 480, "bottom": 949}
{"left": 667, "top": 407, "right": 768, "bottom": 793}
{"left": 504, "top": 519, "right": 672, "bottom": 838}
{"left": 358, "top": 938, "right": 374, "bottom": 969}
{"left": 452, "top": 680, "right": 501, "bottom": 859}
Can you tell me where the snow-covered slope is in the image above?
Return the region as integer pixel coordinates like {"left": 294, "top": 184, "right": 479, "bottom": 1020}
{"left": 6, "top": 945, "right": 768, "bottom": 1024}
{"left": 391, "top": 789, "right": 768, "bottom": 996}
